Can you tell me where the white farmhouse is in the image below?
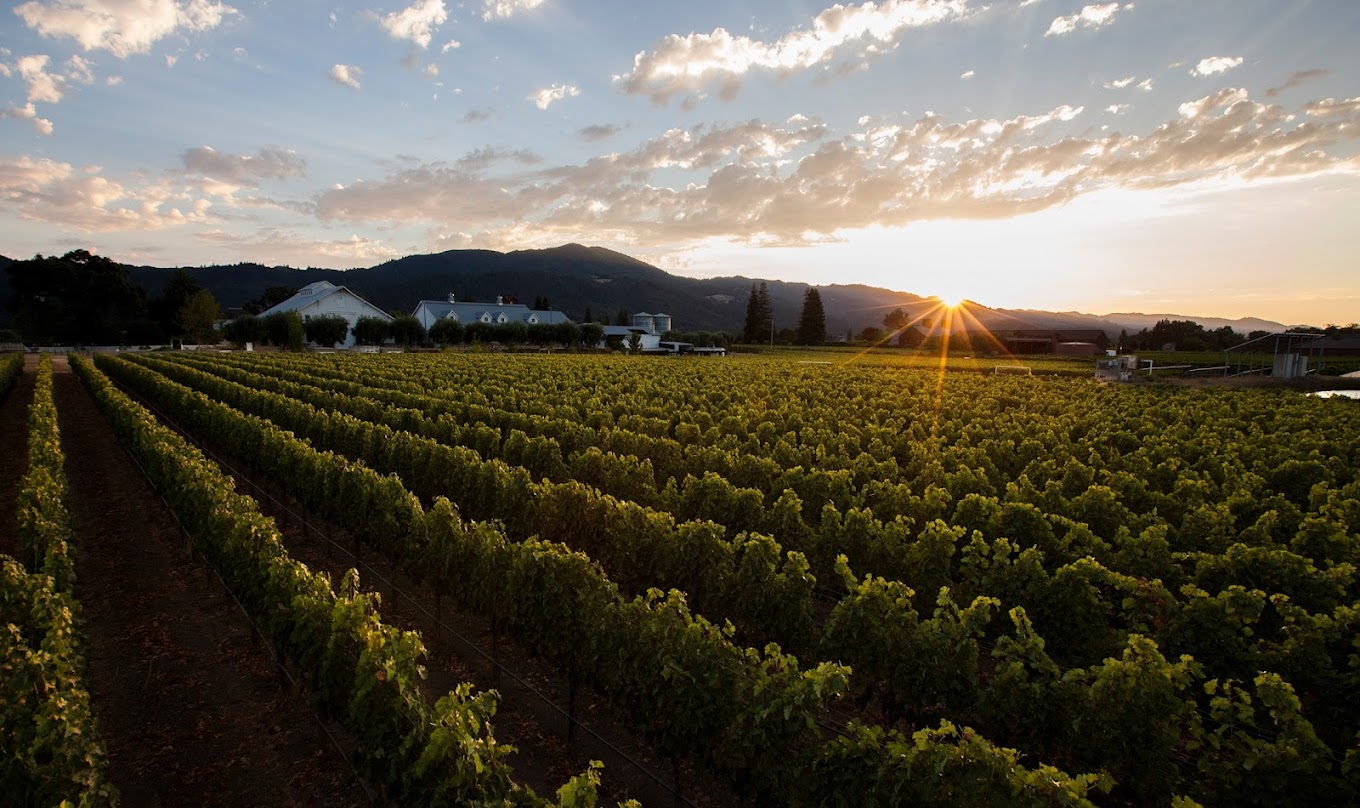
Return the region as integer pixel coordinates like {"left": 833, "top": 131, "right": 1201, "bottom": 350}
{"left": 257, "top": 281, "right": 391, "bottom": 348}
{"left": 411, "top": 294, "right": 573, "bottom": 330}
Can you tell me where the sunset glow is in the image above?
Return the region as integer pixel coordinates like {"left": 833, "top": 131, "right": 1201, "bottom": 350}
{"left": 2, "top": 1, "right": 1358, "bottom": 324}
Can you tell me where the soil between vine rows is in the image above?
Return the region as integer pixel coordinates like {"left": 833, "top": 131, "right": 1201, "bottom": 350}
{"left": 175, "top": 404, "right": 739, "bottom": 808}
{"left": 49, "top": 355, "right": 368, "bottom": 807}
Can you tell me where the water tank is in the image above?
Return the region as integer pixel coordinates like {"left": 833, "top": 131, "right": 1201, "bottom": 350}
{"left": 652, "top": 313, "right": 672, "bottom": 334}
{"left": 632, "top": 312, "right": 656, "bottom": 333}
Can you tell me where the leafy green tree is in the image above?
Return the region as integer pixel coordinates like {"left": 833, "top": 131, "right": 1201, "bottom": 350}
{"left": 177, "top": 288, "right": 222, "bottom": 344}
{"left": 352, "top": 316, "right": 391, "bottom": 345}
{"left": 579, "top": 322, "right": 603, "bottom": 347}
{"left": 389, "top": 315, "right": 426, "bottom": 347}
{"left": 261, "top": 311, "right": 303, "bottom": 348}
{"left": 223, "top": 315, "right": 266, "bottom": 346}
{"left": 151, "top": 269, "right": 202, "bottom": 338}
{"left": 858, "top": 326, "right": 885, "bottom": 344}
{"left": 304, "top": 314, "right": 350, "bottom": 347}
{"left": 797, "top": 287, "right": 826, "bottom": 345}
{"left": 429, "top": 317, "right": 465, "bottom": 347}
{"left": 5, "top": 249, "right": 147, "bottom": 345}
{"left": 883, "top": 307, "right": 909, "bottom": 333}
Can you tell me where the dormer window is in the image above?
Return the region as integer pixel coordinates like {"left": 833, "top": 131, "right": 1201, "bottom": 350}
{"left": 480, "top": 312, "right": 492, "bottom": 323}
{"left": 527, "top": 314, "right": 539, "bottom": 325}
{"left": 496, "top": 313, "right": 509, "bottom": 324}
{"left": 444, "top": 312, "right": 459, "bottom": 322}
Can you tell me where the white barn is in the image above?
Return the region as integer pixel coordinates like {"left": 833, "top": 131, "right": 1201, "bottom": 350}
{"left": 412, "top": 294, "right": 573, "bottom": 330}
{"left": 257, "top": 281, "right": 391, "bottom": 348}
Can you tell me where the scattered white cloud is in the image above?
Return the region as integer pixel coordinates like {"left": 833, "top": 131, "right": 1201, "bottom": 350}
{"left": 16, "top": 54, "right": 66, "bottom": 103}
{"left": 1105, "top": 103, "right": 1129, "bottom": 114}
{"left": 618, "top": 0, "right": 970, "bottom": 105}
{"left": 960, "top": 69, "right": 974, "bottom": 79}
{"left": 1191, "top": 56, "right": 1243, "bottom": 77}
{"left": 423, "top": 63, "right": 438, "bottom": 77}
{"left": 1304, "top": 96, "right": 1360, "bottom": 117}
{"left": 308, "top": 90, "right": 1360, "bottom": 249}
{"left": 66, "top": 53, "right": 95, "bottom": 84}
{"left": 481, "top": 0, "right": 544, "bottom": 22}
{"left": 1045, "top": 2, "right": 1122, "bottom": 36}
{"left": 0, "top": 155, "right": 213, "bottom": 231}
{"left": 1137, "top": 78, "right": 1153, "bottom": 91}
{"left": 0, "top": 102, "right": 55, "bottom": 135}
{"left": 380, "top": 0, "right": 447, "bottom": 48}
{"left": 441, "top": 39, "right": 461, "bottom": 52}
{"left": 105, "top": 74, "right": 122, "bottom": 85}
{"left": 1104, "top": 76, "right": 1135, "bottom": 89}
{"left": 528, "top": 83, "right": 578, "bottom": 110}
{"left": 14, "top": 0, "right": 239, "bottom": 59}
{"left": 181, "top": 146, "right": 305, "bottom": 185}
{"left": 329, "top": 63, "right": 361, "bottom": 90}
{"left": 165, "top": 53, "right": 177, "bottom": 68}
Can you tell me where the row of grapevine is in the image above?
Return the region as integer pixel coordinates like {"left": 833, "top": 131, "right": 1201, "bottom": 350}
{"left": 126, "top": 352, "right": 821, "bottom": 656}
{"left": 71, "top": 355, "right": 612, "bottom": 807}
{"left": 145, "top": 351, "right": 1360, "bottom": 805}
{"left": 94, "top": 353, "right": 1107, "bottom": 806}
{"left": 3, "top": 355, "right": 116, "bottom": 805}
{"left": 162, "top": 352, "right": 1360, "bottom": 598}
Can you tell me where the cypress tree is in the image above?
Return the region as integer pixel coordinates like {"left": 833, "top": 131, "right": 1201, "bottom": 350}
{"left": 797, "top": 287, "right": 826, "bottom": 345}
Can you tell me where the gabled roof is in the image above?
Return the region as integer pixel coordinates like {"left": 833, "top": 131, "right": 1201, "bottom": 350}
{"left": 414, "top": 299, "right": 573, "bottom": 325}
{"left": 258, "top": 281, "right": 392, "bottom": 320}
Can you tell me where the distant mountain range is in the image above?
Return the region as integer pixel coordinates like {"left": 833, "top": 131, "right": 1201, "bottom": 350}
{"left": 0, "top": 244, "right": 1290, "bottom": 337}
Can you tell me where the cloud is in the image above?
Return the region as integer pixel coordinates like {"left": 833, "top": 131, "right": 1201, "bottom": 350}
{"left": 1045, "top": 2, "right": 1122, "bottom": 36}
{"left": 0, "top": 155, "right": 213, "bottom": 231}
{"left": 1265, "top": 68, "right": 1327, "bottom": 98}
{"left": 527, "top": 83, "right": 578, "bottom": 110}
{"left": 960, "top": 69, "right": 974, "bottom": 79}
{"left": 1304, "top": 96, "right": 1360, "bottom": 117}
{"left": 1105, "top": 104, "right": 1128, "bottom": 114}
{"left": 329, "top": 63, "right": 361, "bottom": 90}
{"left": 1104, "top": 75, "right": 1135, "bottom": 89}
{"left": 578, "top": 123, "right": 622, "bottom": 142}
{"left": 1190, "top": 56, "right": 1243, "bottom": 77}
{"left": 14, "top": 0, "right": 238, "bottom": 59}
{"left": 0, "top": 102, "right": 55, "bottom": 135}
{"left": 1137, "top": 78, "right": 1153, "bottom": 91}
{"left": 181, "top": 146, "right": 305, "bottom": 185}
{"left": 481, "top": 0, "right": 544, "bottom": 21}
{"left": 617, "top": 0, "right": 969, "bottom": 106}
{"left": 306, "top": 89, "right": 1360, "bottom": 251}
{"left": 441, "top": 39, "right": 461, "bottom": 52}
{"left": 16, "top": 54, "right": 66, "bottom": 103}
{"left": 461, "top": 107, "right": 493, "bottom": 123}
{"left": 195, "top": 227, "right": 399, "bottom": 265}
{"left": 380, "top": 0, "right": 446, "bottom": 48}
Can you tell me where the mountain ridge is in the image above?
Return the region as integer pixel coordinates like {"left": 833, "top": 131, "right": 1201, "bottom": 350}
{"left": 0, "top": 246, "right": 1291, "bottom": 337}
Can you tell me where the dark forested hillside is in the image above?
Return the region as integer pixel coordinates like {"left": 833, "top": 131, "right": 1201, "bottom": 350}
{"left": 1, "top": 244, "right": 1289, "bottom": 337}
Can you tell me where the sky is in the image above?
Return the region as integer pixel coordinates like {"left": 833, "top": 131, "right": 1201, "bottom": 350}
{"left": 2, "top": 0, "right": 1359, "bottom": 325}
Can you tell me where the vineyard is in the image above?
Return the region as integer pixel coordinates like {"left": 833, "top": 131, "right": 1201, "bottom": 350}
{"left": 5, "top": 348, "right": 1359, "bottom": 805}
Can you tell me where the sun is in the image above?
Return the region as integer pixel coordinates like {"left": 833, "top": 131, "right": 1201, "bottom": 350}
{"left": 934, "top": 293, "right": 965, "bottom": 309}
